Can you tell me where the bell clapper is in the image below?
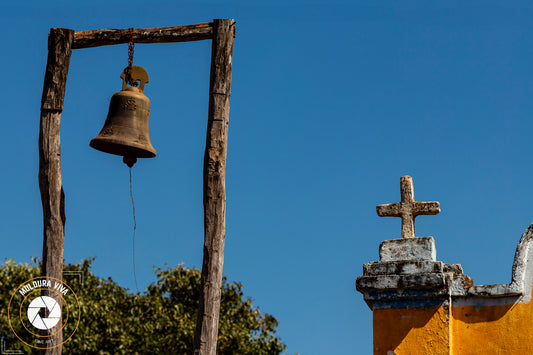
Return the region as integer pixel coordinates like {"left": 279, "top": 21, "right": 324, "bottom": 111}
{"left": 123, "top": 154, "right": 137, "bottom": 168}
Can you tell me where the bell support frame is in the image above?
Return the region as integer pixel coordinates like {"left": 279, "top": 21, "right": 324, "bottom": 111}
{"left": 38, "top": 20, "right": 235, "bottom": 355}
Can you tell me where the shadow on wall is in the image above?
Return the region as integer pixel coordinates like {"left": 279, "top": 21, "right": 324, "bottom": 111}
{"left": 374, "top": 305, "right": 447, "bottom": 354}
{"left": 453, "top": 300, "right": 518, "bottom": 324}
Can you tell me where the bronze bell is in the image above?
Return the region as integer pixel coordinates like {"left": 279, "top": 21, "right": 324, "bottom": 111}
{"left": 90, "top": 65, "right": 156, "bottom": 167}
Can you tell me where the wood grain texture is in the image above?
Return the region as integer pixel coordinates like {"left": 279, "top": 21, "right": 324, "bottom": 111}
{"left": 73, "top": 23, "right": 213, "bottom": 49}
{"left": 39, "top": 27, "right": 73, "bottom": 355}
{"left": 193, "top": 19, "right": 235, "bottom": 355}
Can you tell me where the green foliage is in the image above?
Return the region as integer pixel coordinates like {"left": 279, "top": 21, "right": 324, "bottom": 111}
{"left": 0, "top": 258, "right": 41, "bottom": 353}
{"left": 0, "top": 258, "right": 285, "bottom": 354}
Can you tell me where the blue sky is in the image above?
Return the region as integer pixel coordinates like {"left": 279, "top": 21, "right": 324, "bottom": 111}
{"left": 2, "top": 1, "right": 533, "bottom": 354}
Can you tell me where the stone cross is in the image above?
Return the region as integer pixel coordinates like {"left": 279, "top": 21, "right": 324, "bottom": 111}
{"left": 376, "top": 175, "right": 440, "bottom": 238}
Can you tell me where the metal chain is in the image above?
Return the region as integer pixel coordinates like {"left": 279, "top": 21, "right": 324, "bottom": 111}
{"left": 125, "top": 28, "right": 138, "bottom": 87}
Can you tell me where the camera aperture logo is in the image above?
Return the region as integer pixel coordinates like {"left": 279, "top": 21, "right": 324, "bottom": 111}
{"left": 8, "top": 276, "right": 80, "bottom": 350}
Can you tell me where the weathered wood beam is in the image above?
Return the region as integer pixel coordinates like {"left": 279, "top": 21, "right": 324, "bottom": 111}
{"left": 39, "top": 27, "right": 74, "bottom": 355}
{"left": 193, "top": 19, "right": 235, "bottom": 355}
{"left": 73, "top": 23, "right": 213, "bottom": 49}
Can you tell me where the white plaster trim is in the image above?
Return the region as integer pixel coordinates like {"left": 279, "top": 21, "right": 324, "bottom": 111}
{"left": 453, "top": 224, "right": 533, "bottom": 304}
{"left": 509, "top": 223, "right": 533, "bottom": 303}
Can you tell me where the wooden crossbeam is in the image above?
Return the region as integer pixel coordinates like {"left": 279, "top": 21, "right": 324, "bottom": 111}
{"left": 73, "top": 22, "right": 213, "bottom": 49}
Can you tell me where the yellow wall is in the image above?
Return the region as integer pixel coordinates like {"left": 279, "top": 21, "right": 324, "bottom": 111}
{"left": 374, "top": 297, "right": 533, "bottom": 354}
{"left": 373, "top": 305, "right": 451, "bottom": 355}
{"left": 452, "top": 300, "right": 533, "bottom": 354}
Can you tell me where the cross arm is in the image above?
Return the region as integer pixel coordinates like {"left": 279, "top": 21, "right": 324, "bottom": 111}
{"left": 413, "top": 201, "right": 440, "bottom": 216}
{"left": 376, "top": 203, "right": 401, "bottom": 217}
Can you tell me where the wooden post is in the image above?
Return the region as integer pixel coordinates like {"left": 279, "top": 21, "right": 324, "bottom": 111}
{"left": 39, "top": 27, "right": 74, "bottom": 355}
{"left": 193, "top": 19, "right": 235, "bottom": 355}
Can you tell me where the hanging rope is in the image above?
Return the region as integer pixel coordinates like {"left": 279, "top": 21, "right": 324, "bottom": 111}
{"left": 129, "top": 167, "right": 139, "bottom": 293}
{"left": 127, "top": 27, "right": 139, "bottom": 293}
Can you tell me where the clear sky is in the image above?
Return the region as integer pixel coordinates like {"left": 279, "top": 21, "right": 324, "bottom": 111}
{"left": 2, "top": 1, "right": 533, "bottom": 354}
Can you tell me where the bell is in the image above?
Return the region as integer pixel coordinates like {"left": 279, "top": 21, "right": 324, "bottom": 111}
{"left": 90, "top": 65, "right": 156, "bottom": 167}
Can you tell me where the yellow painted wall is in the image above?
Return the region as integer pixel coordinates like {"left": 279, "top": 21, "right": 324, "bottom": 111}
{"left": 373, "top": 305, "right": 450, "bottom": 355}
{"left": 374, "top": 297, "right": 533, "bottom": 354}
{"left": 452, "top": 301, "right": 533, "bottom": 354}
